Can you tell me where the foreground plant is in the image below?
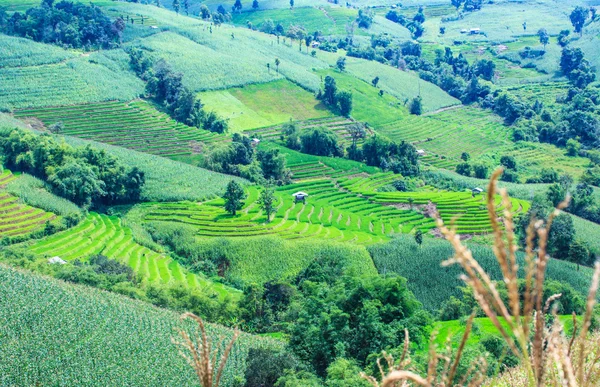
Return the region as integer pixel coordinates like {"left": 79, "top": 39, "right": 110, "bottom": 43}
{"left": 365, "top": 169, "right": 600, "bottom": 386}
{"left": 173, "top": 312, "right": 240, "bottom": 387}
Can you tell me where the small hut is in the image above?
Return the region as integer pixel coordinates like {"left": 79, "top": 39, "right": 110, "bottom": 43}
{"left": 471, "top": 187, "right": 484, "bottom": 197}
{"left": 292, "top": 191, "right": 308, "bottom": 203}
{"left": 416, "top": 149, "right": 426, "bottom": 156}
{"left": 48, "top": 256, "right": 66, "bottom": 265}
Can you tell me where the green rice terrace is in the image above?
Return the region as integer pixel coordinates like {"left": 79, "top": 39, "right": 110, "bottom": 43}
{"left": 14, "top": 100, "right": 224, "bottom": 158}
{"left": 0, "top": 171, "right": 57, "bottom": 237}
{"left": 29, "top": 212, "right": 239, "bottom": 300}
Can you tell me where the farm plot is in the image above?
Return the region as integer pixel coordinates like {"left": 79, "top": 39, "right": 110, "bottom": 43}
{"left": 141, "top": 179, "right": 435, "bottom": 245}
{"left": 199, "top": 79, "right": 332, "bottom": 133}
{"left": 15, "top": 100, "right": 224, "bottom": 158}
{"left": 357, "top": 184, "right": 530, "bottom": 234}
{"left": 245, "top": 116, "right": 358, "bottom": 144}
{"left": 0, "top": 264, "right": 280, "bottom": 387}
{"left": 0, "top": 171, "right": 57, "bottom": 237}
{"left": 0, "top": 52, "right": 144, "bottom": 110}
{"left": 0, "top": 34, "right": 77, "bottom": 68}
{"left": 29, "top": 212, "right": 239, "bottom": 300}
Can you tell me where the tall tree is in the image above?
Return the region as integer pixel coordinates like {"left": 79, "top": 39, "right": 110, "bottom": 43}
{"left": 252, "top": 0, "right": 259, "bottom": 9}
{"left": 183, "top": 0, "right": 189, "bottom": 14}
{"left": 451, "top": 0, "right": 465, "bottom": 11}
{"left": 233, "top": 0, "right": 242, "bottom": 12}
{"left": 570, "top": 6, "right": 589, "bottom": 36}
{"left": 274, "top": 58, "right": 280, "bottom": 73}
{"left": 172, "top": 0, "right": 180, "bottom": 14}
{"left": 155, "top": 0, "right": 161, "bottom": 7}
{"left": 290, "top": 0, "right": 294, "bottom": 8}
{"left": 336, "top": 56, "right": 346, "bottom": 72}
{"left": 537, "top": 28, "right": 549, "bottom": 49}
{"left": 337, "top": 91, "right": 353, "bottom": 117}
{"left": 323, "top": 76, "right": 337, "bottom": 106}
{"left": 223, "top": 180, "right": 246, "bottom": 216}
{"left": 258, "top": 182, "right": 276, "bottom": 223}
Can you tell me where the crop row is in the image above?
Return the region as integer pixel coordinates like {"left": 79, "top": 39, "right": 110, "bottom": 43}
{"left": 29, "top": 212, "right": 239, "bottom": 300}
{"left": 15, "top": 100, "right": 226, "bottom": 158}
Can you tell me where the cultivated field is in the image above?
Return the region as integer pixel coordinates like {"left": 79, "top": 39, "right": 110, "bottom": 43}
{"left": 0, "top": 264, "right": 279, "bottom": 387}
{"left": 15, "top": 100, "right": 223, "bottom": 158}
{"left": 29, "top": 212, "right": 239, "bottom": 300}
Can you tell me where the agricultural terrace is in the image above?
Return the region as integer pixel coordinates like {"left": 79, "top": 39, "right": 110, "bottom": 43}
{"left": 141, "top": 176, "right": 436, "bottom": 245}
{"left": 340, "top": 174, "right": 530, "bottom": 234}
{"left": 244, "top": 116, "right": 359, "bottom": 144}
{"left": 0, "top": 264, "right": 280, "bottom": 386}
{"left": 505, "top": 82, "right": 570, "bottom": 109}
{"left": 29, "top": 212, "right": 239, "bottom": 300}
{"left": 198, "top": 79, "right": 333, "bottom": 133}
{"left": 0, "top": 171, "right": 57, "bottom": 237}
{"left": 15, "top": 100, "right": 224, "bottom": 158}
{"left": 0, "top": 43, "right": 143, "bottom": 110}
{"left": 260, "top": 142, "right": 379, "bottom": 180}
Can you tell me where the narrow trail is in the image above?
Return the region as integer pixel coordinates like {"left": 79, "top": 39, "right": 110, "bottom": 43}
{"left": 423, "top": 104, "right": 462, "bottom": 116}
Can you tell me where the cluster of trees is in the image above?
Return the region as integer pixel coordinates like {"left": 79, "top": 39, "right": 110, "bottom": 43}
{"left": 518, "top": 191, "right": 597, "bottom": 268}
{"left": 0, "top": 0, "right": 125, "bottom": 49}
{"left": 202, "top": 134, "right": 292, "bottom": 184}
{"left": 1, "top": 130, "right": 145, "bottom": 208}
{"left": 385, "top": 6, "right": 426, "bottom": 39}
{"left": 129, "top": 49, "right": 229, "bottom": 134}
{"left": 545, "top": 173, "right": 600, "bottom": 226}
{"left": 317, "top": 76, "right": 353, "bottom": 117}
{"left": 282, "top": 122, "right": 344, "bottom": 158}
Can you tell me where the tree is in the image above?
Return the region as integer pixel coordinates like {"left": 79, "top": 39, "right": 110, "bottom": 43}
{"left": 409, "top": 96, "right": 423, "bottom": 115}
{"left": 371, "top": 76, "right": 380, "bottom": 87}
{"left": 451, "top": 0, "right": 465, "bottom": 11}
{"left": 172, "top": 0, "right": 180, "bottom": 14}
{"left": 323, "top": 76, "right": 337, "bottom": 106}
{"left": 570, "top": 6, "right": 589, "bottom": 36}
{"left": 258, "top": 183, "right": 276, "bottom": 223}
{"left": 336, "top": 56, "right": 346, "bottom": 72}
{"left": 547, "top": 213, "right": 575, "bottom": 260}
{"left": 456, "top": 162, "right": 472, "bottom": 176}
{"left": 223, "top": 180, "right": 246, "bottom": 216}
{"left": 414, "top": 229, "right": 423, "bottom": 246}
{"left": 558, "top": 29, "right": 571, "bottom": 47}
{"left": 461, "top": 152, "right": 470, "bottom": 162}
{"left": 566, "top": 138, "right": 581, "bottom": 156}
{"left": 290, "top": 0, "right": 294, "bottom": 8}
{"left": 200, "top": 4, "right": 211, "bottom": 19}
{"left": 473, "top": 164, "right": 488, "bottom": 179}
{"left": 300, "top": 127, "right": 343, "bottom": 157}
{"left": 156, "top": 0, "right": 161, "bottom": 7}
{"left": 244, "top": 347, "right": 298, "bottom": 387}
{"left": 537, "top": 28, "right": 549, "bottom": 49}
{"left": 347, "top": 123, "right": 366, "bottom": 149}
{"left": 233, "top": 0, "right": 242, "bottom": 12}
{"left": 48, "top": 161, "right": 106, "bottom": 207}
{"left": 183, "top": 0, "right": 189, "bottom": 14}
{"left": 356, "top": 8, "right": 374, "bottom": 28}
{"left": 274, "top": 58, "right": 280, "bottom": 73}
{"left": 568, "top": 239, "right": 590, "bottom": 271}
{"left": 337, "top": 91, "right": 353, "bottom": 117}
{"left": 500, "top": 155, "right": 517, "bottom": 170}
{"left": 252, "top": 0, "right": 259, "bottom": 9}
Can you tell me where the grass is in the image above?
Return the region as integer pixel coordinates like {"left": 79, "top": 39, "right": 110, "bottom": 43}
{"left": 15, "top": 100, "right": 224, "bottom": 158}
{"left": 0, "top": 263, "right": 280, "bottom": 386}
{"left": 198, "top": 79, "right": 332, "bottom": 132}
{"left": 368, "top": 234, "right": 597, "bottom": 312}
{"left": 28, "top": 212, "right": 240, "bottom": 300}
{"left": 0, "top": 47, "right": 144, "bottom": 110}
{"left": 344, "top": 57, "right": 461, "bottom": 113}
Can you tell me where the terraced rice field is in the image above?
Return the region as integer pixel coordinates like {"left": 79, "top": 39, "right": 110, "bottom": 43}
{"left": 378, "top": 106, "right": 509, "bottom": 168}
{"left": 0, "top": 171, "right": 57, "bottom": 237}
{"left": 14, "top": 100, "right": 224, "bottom": 158}
{"left": 29, "top": 212, "right": 238, "bottom": 299}
{"left": 244, "top": 116, "right": 362, "bottom": 145}
{"left": 141, "top": 176, "right": 436, "bottom": 245}
{"left": 288, "top": 161, "right": 367, "bottom": 181}
{"left": 340, "top": 175, "right": 531, "bottom": 234}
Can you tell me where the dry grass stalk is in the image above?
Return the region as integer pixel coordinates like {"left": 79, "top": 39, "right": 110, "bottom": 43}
{"left": 172, "top": 312, "right": 240, "bottom": 387}
{"left": 363, "top": 169, "right": 600, "bottom": 387}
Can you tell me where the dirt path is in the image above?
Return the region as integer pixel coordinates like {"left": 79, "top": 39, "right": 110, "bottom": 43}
{"left": 423, "top": 104, "right": 462, "bottom": 116}
{"left": 318, "top": 6, "right": 336, "bottom": 25}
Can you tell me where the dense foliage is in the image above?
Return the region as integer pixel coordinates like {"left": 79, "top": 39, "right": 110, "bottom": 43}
{"left": 1, "top": 129, "right": 144, "bottom": 208}
{"left": 0, "top": 1, "right": 125, "bottom": 49}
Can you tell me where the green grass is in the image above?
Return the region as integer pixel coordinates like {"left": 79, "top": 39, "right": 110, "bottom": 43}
{"left": 15, "top": 100, "right": 224, "bottom": 158}
{"left": 199, "top": 79, "right": 332, "bottom": 132}
{"left": 344, "top": 57, "right": 460, "bottom": 113}
{"left": 0, "top": 263, "right": 280, "bottom": 386}
{"left": 28, "top": 212, "right": 241, "bottom": 300}
{"left": 368, "top": 234, "right": 597, "bottom": 312}
{"left": 0, "top": 47, "right": 144, "bottom": 110}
